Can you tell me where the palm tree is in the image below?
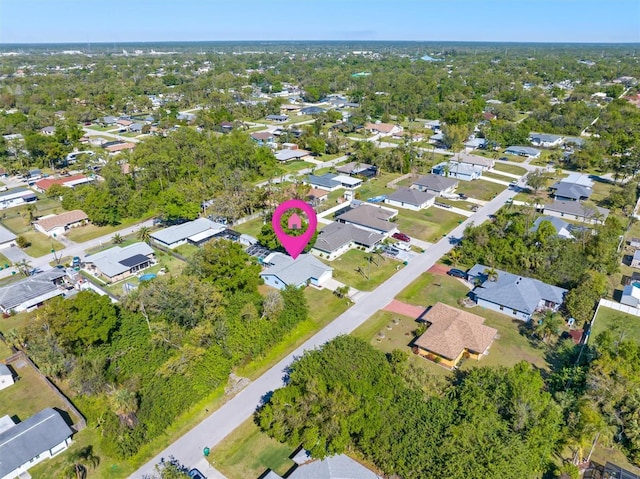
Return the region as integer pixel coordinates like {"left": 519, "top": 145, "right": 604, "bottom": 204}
{"left": 63, "top": 445, "right": 100, "bottom": 479}
{"left": 534, "top": 311, "right": 562, "bottom": 343}
{"left": 111, "top": 233, "right": 123, "bottom": 245}
{"left": 14, "top": 259, "right": 32, "bottom": 277}
{"left": 24, "top": 203, "right": 36, "bottom": 224}
{"left": 109, "top": 387, "right": 139, "bottom": 428}
{"left": 449, "top": 248, "right": 462, "bottom": 267}
{"left": 137, "top": 226, "right": 151, "bottom": 244}
{"left": 483, "top": 266, "right": 499, "bottom": 282}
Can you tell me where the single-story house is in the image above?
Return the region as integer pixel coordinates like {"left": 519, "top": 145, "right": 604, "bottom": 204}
{"left": 424, "top": 119, "right": 441, "bottom": 131}
{"left": 336, "top": 203, "right": 398, "bottom": 236}
{"left": 630, "top": 238, "right": 640, "bottom": 249}
{"left": 104, "top": 142, "right": 136, "bottom": 154}
{"left": 0, "top": 408, "right": 74, "bottom": 479}
{"left": 34, "top": 210, "right": 88, "bottom": 237}
{"left": 312, "top": 221, "right": 384, "bottom": 260}
{"left": 456, "top": 153, "right": 494, "bottom": 170}
{"left": 306, "top": 188, "right": 329, "bottom": 205}
{"left": 429, "top": 132, "right": 445, "bottom": 145}
{"left": 543, "top": 200, "right": 609, "bottom": 224}
{"left": 102, "top": 116, "right": 118, "bottom": 126}
{"left": 504, "top": 146, "right": 541, "bottom": 158}
{"left": 264, "top": 449, "right": 381, "bottom": 479}
{"left": 431, "top": 161, "right": 483, "bottom": 181}
{"left": 34, "top": 174, "right": 93, "bottom": 194}
{"left": 412, "top": 174, "right": 458, "bottom": 196}
{"left": 0, "top": 188, "right": 37, "bottom": 210}
{"left": 300, "top": 106, "right": 325, "bottom": 115}
{"left": 530, "top": 216, "right": 576, "bottom": 240}
{"left": 335, "top": 162, "right": 378, "bottom": 178}
{"left": 280, "top": 104, "right": 302, "bottom": 114}
{"left": 332, "top": 174, "right": 363, "bottom": 189}
{"left": 413, "top": 302, "right": 498, "bottom": 369}
{"left": 364, "top": 122, "right": 403, "bottom": 136}
{"left": 621, "top": 282, "right": 640, "bottom": 308}
{"left": 482, "top": 112, "right": 497, "bottom": 121}
{"left": 0, "top": 364, "right": 14, "bottom": 391}
{"left": 467, "top": 264, "right": 567, "bottom": 322}
{"left": 464, "top": 138, "right": 487, "bottom": 150}
{"left": 85, "top": 242, "right": 155, "bottom": 283}
{"left": 150, "top": 217, "right": 226, "bottom": 249}
{"left": 116, "top": 119, "right": 132, "bottom": 128}
{"left": 385, "top": 187, "right": 436, "bottom": 211}
{"left": 41, "top": 126, "right": 56, "bottom": 136}
{"left": 0, "top": 269, "right": 67, "bottom": 314}
{"left": 177, "top": 112, "right": 196, "bottom": 122}
{"left": 250, "top": 131, "right": 275, "bottom": 146}
{"left": 529, "top": 132, "right": 564, "bottom": 148}
{"left": 220, "top": 121, "right": 233, "bottom": 133}
{"left": 550, "top": 173, "right": 594, "bottom": 201}
{"left": 129, "top": 122, "right": 144, "bottom": 133}
{"left": 260, "top": 253, "right": 332, "bottom": 290}
{"left": 602, "top": 462, "right": 640, "bottom": 479}
{"left": 275, "top": 149, "right": 312, "bottom": 162}
{"left": 632, "top": 250, "right": 640, "bottom": 269}
{"left": 266, "top": 114, "right": 289, "bottom": 122}
{"left": 0, "top": 225, "right": 16, "bottom": 249}
{"left": 306, "top": 174, "right": 341, "bottom": 191}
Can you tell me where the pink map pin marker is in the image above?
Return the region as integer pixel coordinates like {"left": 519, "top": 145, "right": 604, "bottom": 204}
{"left": 272, "top": 199, "right": 318, "bottom": 260}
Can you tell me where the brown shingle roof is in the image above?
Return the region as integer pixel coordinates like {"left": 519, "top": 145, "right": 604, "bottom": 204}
{"left": 35, "top": 210, "right": 88, "bottom": 232}
{"left": 104, "top": 142, "right": 136, "bottom": 152}
{"left": 413, "top": 303, "right": 497, "bottom": 360}
{"left": 35, "top": 174, "right": 88, "bottom": 192}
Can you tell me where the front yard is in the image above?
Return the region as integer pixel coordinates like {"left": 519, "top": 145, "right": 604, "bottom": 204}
{"left": 456, "top": 178, "right": 506, "bottom": 201}
{"left": 320, "top": 248, "right": 404, "bottom": 291}
{"left": 396, "top": 208, "right": 465, "bottom": 242}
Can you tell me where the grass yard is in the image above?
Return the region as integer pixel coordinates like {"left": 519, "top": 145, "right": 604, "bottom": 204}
{"left": 590, "top": 179, "right": 615, "bottom": 203}
{"left": 209, "top": 419, "right": 292, "bottom": 479}
{"left": 356, "top": 172, "right": 404, "bottom": 199}
{"left": 1, "top": 198, "right": 63, "bottom": 234}
{"left": 22, "top": 231, "right": 64, "bottom": 257}
{"left": 0, "top": 339, "right": 12, "bottom": 359}
{"left": 65, "top": 218, "right": 148, "bottom": 243}
{"left": 173, "top": 243, "right": 200, "bottom": 258}
{"left": 234, "top": 217, "right": 265, "bottom": 238}
{"left": 456, "top": 179, "right": 506, "bottom": 201}
{"left": 492, "top": 162, "right": 528, "bottom": 176}
{"left": 482, "top": 171, "right": 514, "bottom": 182}
{"left": 396, "top": 208, "right": 465, "bottom": 242}
{"left": 591, "top": 305, "right": 640, "bottom": 344}
{"left": 320, "top": 249, "right": 403, "bottom": 291}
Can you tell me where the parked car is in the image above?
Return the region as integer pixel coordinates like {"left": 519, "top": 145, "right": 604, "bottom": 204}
{"left": 458, "top": 193, "right": 468, "bottom": 200}
{"left": 447, "top": 268, "right": 467, "bottom": 279}
{"left": 380, "top": 245, "right": 399, "bottom": 256}
{"left": 189, "top": 469, "right": 207, "bottom": 479}
{"left": 392, "top": 232, "right": 411, "bottom": 243}
{"left": 499, "top": 156, "right": 508, "bottom": 161}
{"left": 395, "top": 241, "right": 411, "bottom": 252}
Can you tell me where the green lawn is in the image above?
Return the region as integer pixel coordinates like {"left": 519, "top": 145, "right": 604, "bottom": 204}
{"left": 396, "top": 208, "right": 465, "bottom": 242}
{"left": 65, "top": 217, "right": 152, "bottom": 243}
{"left": 591, "top": 305, "right": 640, "bottom": 344}
{"left": 456, "top": 179, "right": 506, "bottom": 201}
{"left": 482, "top": 171, "right": 513, "bottom": 182}
{"left": 320, "top": 249, "right": 403, "bottom": 291}
{"left": 209, "top": 419, "right": 292, "bottom": 479}
{"left": 22, "top": 231, "right": 64, "bottom": 257}
{"left": 492, "top": 162, "right": 528, "bottom": 176}
{"left": 0, "top": 339, "right": 12, "bottom": 359}
{"left": 1, "top": 197, "right": 63, "bottom": 235}
{"left": 173, "top": 243, "right": 200, "bottom": 258}
{"left": 590, "top": 180, "right": 615, "bottom": 203}
{"left": 234, "top": 217, "right": 265, "bottom": 238}
{"left": 356, "top": 172, "right": 404, "bottom": 199}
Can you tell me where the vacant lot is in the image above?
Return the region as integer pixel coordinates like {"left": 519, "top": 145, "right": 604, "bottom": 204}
{"left": 492, "top": 163, "right": 528, "bottom": 176}
{"left": 234, "top": 218, "right": 265, "bottom": 239}
{"left": 65, "top": 218, "right": 147, "bottom": 243}
{"left": 456, "top": 179, "right": 506, "bottom": 201}
{"left": 396, "top": 208, "right": 465, "bottom": 242}
{"left": 321, "top": 248, "right": 403, "bottom": 291}
{"left": 591, "top": 305, "right": 640, "bottom": 344}
{"left": 357, "top": 172, "right": 404, "bottom": 199}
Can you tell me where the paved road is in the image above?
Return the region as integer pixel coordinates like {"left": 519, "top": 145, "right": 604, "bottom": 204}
{"left": 130, "top": 185, "right": 518, "bottom": 478}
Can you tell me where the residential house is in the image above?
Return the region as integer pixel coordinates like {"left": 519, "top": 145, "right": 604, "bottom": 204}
{"left": 429, "top": 131, "right": 445, "bottom": 146}
{"left": 504, "top": 146, "right": 541, "bottom": 158}
{"left": 464, "top": 137, "right": 487, "bottom": 150}
{"left": 0, "top": 364, "right": 14, "bottom": 391}
{"left": 266, "top": 114, "right": 289, "bottom": 122}
{"left": 482, "top": 111, "right": 497, "bottom": 121}
{"left": 306, "top": 188, "right": 329, "bottom": 205}
{"left": 621, "top": 282, "right": 640, "bottom": 308}
{"left": 102, "top": 116, "right": 118, "bottom": 126}
{"left": 103, "top": 141, "right": 136, "bottom": 154}
{"left": 306, "top": 174, "right": 341, "bottom": 191}
{"left": 364, "top": 122, "right": 403, "bottom": 136}
{"left": 300, "top": 106, "right": 325, "bottom": 115}
{"left": 312, "top": 221, "right": 384, "bottom": 260}
{"left": 0, "top": 225, "right": 16, "bottom": 249}
{"left": 336, "top": 203, "right": 398, "bottom": 236}
{"left": 150, "top": 218, "right": 227, "bottom": 249}
{"left": 177, "top": 112, "right": 196, "bottom": 122}
{"left": 529, "top": 132, "right": 564, "bottom": 148}
{"left": 0, "top": 408, "right": 73, "bottom": 479}
{"left": 116, "top": 119, "right": 133, "bottom": 128}
{"left": 34, "top": 174, "right": 93, "bottom": 194}
{"left": 424, "top": 119, "right": 441, "bottom": 131}
{"left": 34, "top": 210, "right": 88, "bottom": 237}
{"left": 412, "top": 174, "right": 458, "bottom": 196}
{"left": 220, "top": 121, "right": 233, "bottom": 133}
{"left": 280, "top": 104, "right": 302, "bottom": 114}
{"left": 263, "top": 450, "right": 381, "bottom": 479}
{"left": 413, "top": 302, "right": 498, "bottom": 369}
{"left": 0, "top": 269, "right": 68, "bottom": 314}
{"left": 456, "top": 153, "right": 494, "bottom": 170}
{"left": 41, "top": 126, "right": 56, "bottom": 136}
{"left": 431, "top": 161, "right": 483, "bottom": 181}
{"left": 275, "top": 149, "right": 312, "bottom": 162}
{"left": 332, "top": 174, "right": 363, "bottom": 189}
{"left": 549, "top": 173, "right": 594, "bottom": 201}
{"left": 129, "top": 122, "right": 144, "bottom": 133}
{"left": 632, "top": 250, "right": 640, "bottom": 269}
{"left": 335, "top": 162, "right": 378, "bottom": 178}
{"left": 385, "top": 187, "right": 436, "bottom": 211}
{"left": 630, "top": 238, "right": 640, "bottom": 249}
{"left": 467, "top": 264, "right": 567, "bottom": 322}
{"left": 0, "top": 188, "right": 37, "bottom": 210}
{"left": 84, "top": 242, "right": 155, "bottom": 283}
{"left": 543, "top": 200, "right": 609, "bottom": 224}
{"left": 250, "top": 131, "right": 275, "bottom": 146}
{"left": 260, "top": 253, "right": 333, "bottom": 290}
{"left": 530, "top": 216, "right": 576, "bottom": 240}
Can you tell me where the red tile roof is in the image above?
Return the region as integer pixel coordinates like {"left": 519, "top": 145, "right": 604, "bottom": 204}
{"left": 35, "top": 174, "right": 88, "bottom": 192}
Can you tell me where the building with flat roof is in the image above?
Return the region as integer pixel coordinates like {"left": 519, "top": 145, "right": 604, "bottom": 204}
{"left": 150, "top": 218, "right": 226, "bottom": 249}
{"left": 0, "top": 188, "right": 37, "bottom": 210}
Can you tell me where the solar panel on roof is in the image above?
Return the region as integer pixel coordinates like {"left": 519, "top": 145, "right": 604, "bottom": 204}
{"left": 118, "top": 254, "right": 151, "bottom": 268}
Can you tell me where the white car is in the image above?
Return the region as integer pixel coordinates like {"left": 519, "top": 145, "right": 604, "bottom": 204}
{"left": 394, "top": 241, "right": 411, "bottom": 252}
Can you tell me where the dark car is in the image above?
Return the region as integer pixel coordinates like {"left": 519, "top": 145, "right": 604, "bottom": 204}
{"left": 499, "top": 156, "right": 508, "bottom": 161}
{"left": 392, "top": 232, "right": 411, "bottom": 243}
{"left": 189, "top": 469, "right": 207, "bottom": 479}
{"left": 447, "top": 268, "right": 467, "bottom": 279}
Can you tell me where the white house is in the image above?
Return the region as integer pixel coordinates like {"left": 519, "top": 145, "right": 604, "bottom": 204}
{"left": 0, "top": 364, "right": 14, "bottom": 391}
{"left": 150, "top": 218, "right": 226, "bottom": 249}
{"left": 312, "top": 222, "right": 384, "bottom": 260}
{"left": 260, "top": 253, "right": 332, "bottom": 290}
{"left": 0, "top": 408, "right": 73, "bottom": 479}
{"left": 385, "top": 187, "right": 436, "bottom": 211}
{"left": 34, "top": 210, "right": 88, "bottom": 238}
{"left": 0, "top": 225, "right": 16, "bottom": 249}
{"left": 621, "top": 283, "right": 640, "bottom": 308}
{"left": 529, "top": 132, "right": 564, "bottom": 148}
{"left": 0, "top": 188, "right": 37, "bottom": 210}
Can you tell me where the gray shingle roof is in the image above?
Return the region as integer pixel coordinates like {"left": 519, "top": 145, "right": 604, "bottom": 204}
{"left": 0, "top": 408, "right": 73, "bottom": 478}
{"left": 468, "top": 264, "right": 567, "bottom": 315}
{"left": 530, "top": 132, "right": 563, "bottom": 143}
{"left": 0, "top": 269, "right": 66, "bottom": 312}
{"left": 260, "top": 253, "right": 332, "bottom": 286}
{"left": 336, "top": 204, "right": 397, "bottom": 233}
{"left": 0, "top": 364, "right": 11, "bottom": 377}
{"left": 505, "top": 146, "right": 541, "bottom": 156}
{"left": 86, "top": 242, "right": 154, "bottom": 278}
{"left": 412, "top": 174, "right": 458, "bottom": 192}
{"left": 550, "top": 182, "right": 592, "bottom": 200}
{"left": 544, "top": 200, "right": 609, "bottom": 220}
{"left": 387, "top": 187, "right": 435, "bottom": 207}
{"left": 530, "top": 216, "right": 575, "bottom": 239}
{"left": 151, "top": 218, "right": 226, "bottom": 246}
{"left": 313, "top": 222, "right": 384, "bottom": 253}
{"left": 0, "top": 224, "right": 16, "bottom": 244}
{"left": 335, "top": 162, "right": 374, "bottom": 175}
{"left": 287, "top": 454, "right": 381, "bottom": 479}
{"left": 307, "top": 174, "right": 340, "bottom": 189}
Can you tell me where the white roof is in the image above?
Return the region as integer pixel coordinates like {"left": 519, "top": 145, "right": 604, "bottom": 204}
{"left": 86, "top": 242, "right": 154, "bottom": 278}
{"left": 63, "top": 177, "right": 94, "bottom": 187}
{"left": 188, "top": 229, "right": 220, "bottom": 243}
{"left": 332, "top": 174, "right": 362, "bottom": 186}
{"left": 0, "top": 224, "right": 16, "bottom": 244}
{"left": 562, "top": 172, "right": 594, "bottom": 188}
{"left": 260, "top": 253, "right": 332, "bottom": 286}
{"left": 151, "top": 218, "right": 225, "bottom": 245}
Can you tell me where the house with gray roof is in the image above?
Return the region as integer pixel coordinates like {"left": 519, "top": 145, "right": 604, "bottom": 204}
{"left": 0, "top": 408, "right": 73, "bottom": 479}
{"left": 336, "top": 203, "right": 398, "bottom": 235}
{"left": 550, "top": 173, "right": 594, "bottom": 201}
{"left": 631, "top": 250, "right": 640, "bottom": 269}
{"left": 529, "top": 132, "right": 564, "bottom": 148}
{"left": 312, "top": 222, "right": 384, "bottom": 260}
{"left": 621, "top": 283, "right": 640, "bottom": 308}
{"left": 0, "top": 269, "right": 67, "bottom": 314}
{"left": 530, "top": 216, "right": 578, "bottom": 240}
{"left": 543, "top": 200, "right": 609, "bottom": 224}
{"left": 275, "top": 149, "right": 312, "bottom": 162}
{"left": 467, "top": 264, "right": 567, "bottom": 322}
{"left": 85, "top": 242, "right": 155, "bottom": 283}
{"left": 266, "top": 114, "right": 288, "bottom": 122}
{"left": 102, "top": 116, "right": 118, "bottom": 126}
{"left": 306, "top": 174, "right": 341, "bottom": 191}
{"left": 385, "top": 187, "right": 436, "bottom": 211}
{"left": 129, "top": 122, "right": 144, "bottom": 133}
{"left": 300, "top": 106, "right": 325, "bottom": 115}
{"left": 260, "top": 253, "right": 332, "bottom": 290}
{"left": 335, "top": 162, "right": 377, "bottom": 178}
{"left": 412, "top": 174, "right": 458, "bottom": 196}
{"left": 263, "top": 450, "right": 381, "bottom": 479}
{"left": 504, "top": 146, "right": 541, "bottom": 158}
{"left": 0, "top": 364, "right": 14, "bottom": 391}
{"left": 432, "top": 161, "right": 483, "bottom": 181}
{"left": 150, "top": 218, "right": 226, "bottom": 249}
{"left": 0, "top": 224, "right": 16, "bottom": 249}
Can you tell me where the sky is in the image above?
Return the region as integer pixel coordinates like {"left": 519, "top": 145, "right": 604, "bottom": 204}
{"left": 0, "top": 0, "right": 639, "bottom": 44}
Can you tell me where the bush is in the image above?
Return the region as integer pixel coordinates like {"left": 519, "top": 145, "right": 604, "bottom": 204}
{"left": 15, "top": 235, "right": 30, "bottom": 248}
